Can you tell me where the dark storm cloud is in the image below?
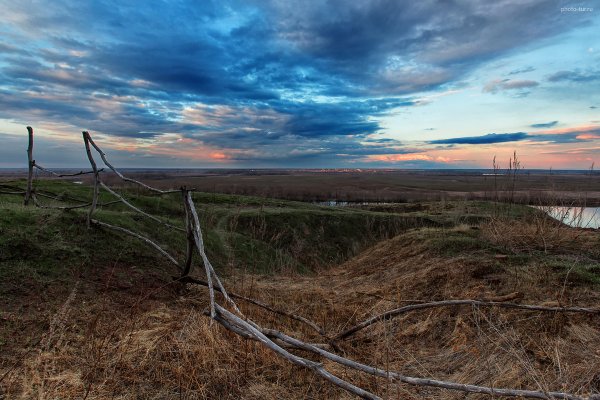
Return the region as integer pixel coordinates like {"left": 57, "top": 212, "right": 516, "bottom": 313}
{"left": 0, "top": 89, "right": 196, "bottom": 138}
{"left": 2, "top": 0, "right": 587, "bottom": 104}
{"left": 261, "top": 0, "right": 585, "bottom": 95}
{"left": 279, "top": 98, "right": 416, "bottom": 138}
{"left": 177, "top": 99, "right": 420, "bottom": 164}
{"left": 530, "top": 121, "right": 558, "bottom": 128}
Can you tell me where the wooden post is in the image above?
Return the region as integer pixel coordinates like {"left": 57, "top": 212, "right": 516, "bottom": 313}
{"left": 181, "top": 187, "right": 195, "bottom": 277}
{"left": 24, "top": 126, "right": 34, "bottom": 205}
{"left": 82, "top": 131, "right": 99, "bottom": 228}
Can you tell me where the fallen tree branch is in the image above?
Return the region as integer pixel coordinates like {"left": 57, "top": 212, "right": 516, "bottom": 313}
{"left": 91, "top": 219, "right": 180, "bottom": 267}
{"left": 86, "top": 134, "right": 176, "bottom": 194}
{"left": 207, "top": 310, "right": 330, "bottom": 350}
{"left": 211, "top": 305, "right": 593, "bottom": 400}
{"left": 259, "top": 327, "right": 592, "bottom": 400}
{"left": 83, "top": 131, "right": 100, "bottom": 228}
{"left": 20, "top": 129, "right": 592, "bottom": 399}
{"left": 335, "top": 299, "right": 600, "bottom": 340}
{"left": 31, "top": 199, "right": 123, "bottom": 210}
{"left": 0, "top": 183, "right": 26, "bottom": 191}
{"left": 217, "top": 306, "right": 595, "bottom": 399}
{"left": 183, "top": 190, "right": 242, "bottom": 316}
{"left": 31, "top": 194, "right": 90, "bottom": 210}
{"left": 177, "top": 275, "right": 328, "bottom": 338}
{"left": 181, "top": 188, "right": 195, "bottom": 277}
{"left": 31, "top": 191, "right": 90, "bottom": 204}
{"left": 0, "top": 190, "right": 25, "bottom": 195}
{"left": 100, "top": 182, "right": 185, "bottom": 232}
{"left": 33, "top": 163, "right": 104, "bottom": 177}
{"left": 24, "top": 126, "right": 34, "bottom": 205}
{"left": 216, "top": 305, "right": 381, "bottom": 400}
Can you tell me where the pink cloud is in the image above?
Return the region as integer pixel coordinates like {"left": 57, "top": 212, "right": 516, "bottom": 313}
{"left": 534, "top": 123, "right": 600, "bottom": 135}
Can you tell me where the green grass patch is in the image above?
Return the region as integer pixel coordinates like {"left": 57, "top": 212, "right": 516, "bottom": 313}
{"left": 2, "top": 178, "right": 598, "bottom": 292}
{"left": 546, "top": 257, "right": 600, "bottom": 285}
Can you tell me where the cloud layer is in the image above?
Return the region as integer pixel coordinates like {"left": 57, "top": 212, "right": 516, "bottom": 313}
{"left": 0, "top": 0, "right": 598, "bottom": 167}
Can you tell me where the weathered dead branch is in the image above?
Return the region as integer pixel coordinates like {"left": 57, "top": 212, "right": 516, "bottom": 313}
{"left": 215, "top": 304, "right": 597, "bottom": 399}
{"left": 82, "top": 131, "right": 100, "bottom": 228}
{"left": 215, "top": 305, "right": 382, "bottom": 400}
{"left": 260, "top": 327, "right": 592, "bottom": 400}
{"left": 90, "top": 219, "right": 181, "bottom": 267}
{"left": 335, "top": 299, "right": 600, "bottom": 340}
{"left": 99, "top": 182, "right": 185, "bottom": 232}
{"left": 181, "top": 188, "right": 195, "bottom": 277}
{"left": 180, "top": 193, "right": 594, "bottom": 399}
{"left": 85, "top": 134, "right": 176, "bottom": 194}
{"left": 0, "top": 190, "right": 25, "bottom": 195}
{"left": 0, "top": 183, "right": 25, "bottom": 191}
{"left": 24, "top": 126, "right": 34, "bottom": 205}
{"left": 183, "top": 190, "right": 241, "bottom": 316}
{"left": 32, "top": 191, "right": 90, "bottom": 204}
{"left": 178, "top": 275, "right": 328, "bottom": 338}
{"left": 16, "top": 126, "right": 598, "bottom": 400}
{"left": 207, "top": 304, "right": 595, "bottom": 400}
{"left": 29, "top": 197, "right": 121, "bottom": 210}
{"left": 30, "top": 193, "right": 89, "bottom": 211}
{"left": 33, "top": 163, "right": 103, "bottom": 177}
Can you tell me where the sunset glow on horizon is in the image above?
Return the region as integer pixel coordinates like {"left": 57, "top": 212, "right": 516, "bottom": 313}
{"left": 0, "top": 1, "right": 598, "bottom": 169}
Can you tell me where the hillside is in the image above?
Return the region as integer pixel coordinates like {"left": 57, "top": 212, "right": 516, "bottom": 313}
{"left": 1, "top": 179, "right": 599, "bottom": 399}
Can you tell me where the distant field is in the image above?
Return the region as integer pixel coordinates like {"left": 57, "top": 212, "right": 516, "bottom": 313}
{"left": 2, "top": 177, "right": 599, "bottom": 399}
{"left": 4, "top": 168, "right": 600, "bottom": 205}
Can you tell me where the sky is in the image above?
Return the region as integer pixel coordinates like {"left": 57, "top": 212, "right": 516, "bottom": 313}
{"left": 0, "top": 0, "right": 599, "bottom": 169}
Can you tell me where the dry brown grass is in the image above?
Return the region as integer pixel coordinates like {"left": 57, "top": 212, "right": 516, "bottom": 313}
{"left": 2, "top": 228, "right": 600, "bottom": 399}
{"left": 481, "top": 212, "right": 600, "bottom": 255}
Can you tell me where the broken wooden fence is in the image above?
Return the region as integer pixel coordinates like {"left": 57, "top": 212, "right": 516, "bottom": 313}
{"left": 6, "top": 126, "right": 600, "bottom": 400}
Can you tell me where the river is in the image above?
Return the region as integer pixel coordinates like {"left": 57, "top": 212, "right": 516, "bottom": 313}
{"left": 533, "top": 206, "right": 600, "bottom": 229}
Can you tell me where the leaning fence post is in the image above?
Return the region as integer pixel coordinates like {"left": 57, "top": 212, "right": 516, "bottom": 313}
{"left": 181, "top": 187, "right": 195, "bottom": 276}
{"left": 82, "top": 131, "right": 100, "bottom": 228}
{"left": 24, "top": 126, "right": 34, "bottom": 205}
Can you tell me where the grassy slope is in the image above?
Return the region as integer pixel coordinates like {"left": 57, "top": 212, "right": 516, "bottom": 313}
{"left": 0, "top": 178, "right": 447, "bottom": 359}
{"left": 1, "top": 178, "right": 599, "bottom": 398}
{"left": 0, "top": 179, "right": 447, "bottom": 281}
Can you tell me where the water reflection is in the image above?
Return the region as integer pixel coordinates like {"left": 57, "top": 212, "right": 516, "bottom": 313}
{"left": 534, "top": 206, "right": 600, "bottom": 229}
{"left": 315, "top": 201, "right": 396, "bottom": 207}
